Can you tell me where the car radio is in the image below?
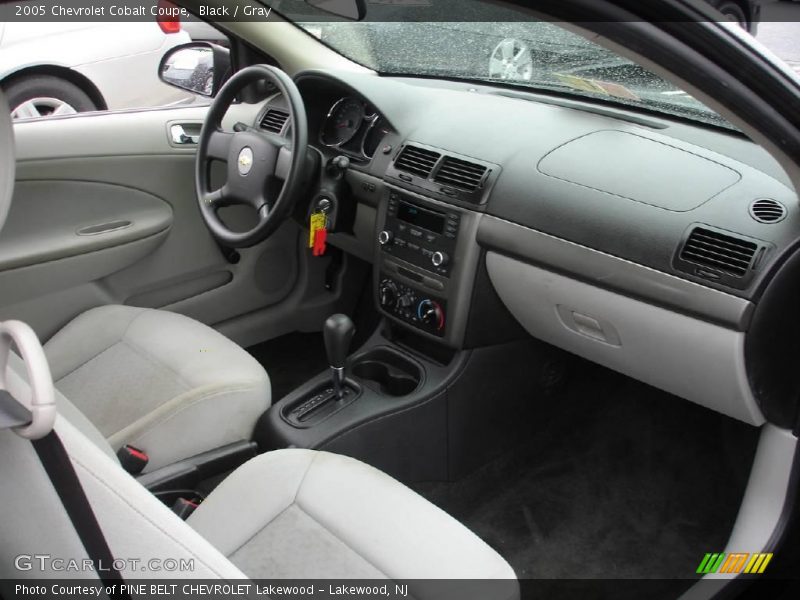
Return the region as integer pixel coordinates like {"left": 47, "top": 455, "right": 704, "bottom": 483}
{"left": 378, "top": 190, "right": 460, "bottom": 278}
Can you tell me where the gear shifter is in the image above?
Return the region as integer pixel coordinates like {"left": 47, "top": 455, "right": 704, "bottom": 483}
{"left": 324, "top": 314, "right": 355, "bottom": 400}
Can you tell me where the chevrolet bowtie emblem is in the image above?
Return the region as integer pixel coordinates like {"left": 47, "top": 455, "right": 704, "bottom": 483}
{"left": 237, "top": 147, "right": 254, "bottom": 175}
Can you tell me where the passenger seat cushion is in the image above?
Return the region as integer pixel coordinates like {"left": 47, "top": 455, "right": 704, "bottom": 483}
{"left": 44, "top": 305, "right": 270, "bottom": 470}
{"left": 188, "top": 450, "right": 518, "bottom": 585}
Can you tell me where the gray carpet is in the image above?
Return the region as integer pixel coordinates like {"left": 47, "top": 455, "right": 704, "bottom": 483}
{"left": 415, "top": 360, "right": 759, "bottom": 581}
{"left": 248, "top": 332, "right": 330, "bottom": 401}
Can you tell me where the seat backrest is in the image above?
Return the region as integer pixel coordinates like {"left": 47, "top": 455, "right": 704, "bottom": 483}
{"left": 1, "top": 330, "right": 248, "bottom": 581}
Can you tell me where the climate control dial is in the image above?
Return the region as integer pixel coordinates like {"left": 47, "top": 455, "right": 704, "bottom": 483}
{"left": 378, "top": 280, "right": 398, "bottom": 308}
{"left": 417, "top": 299, "right": 445, "bottom": 332}
{"left": 397, "top": 293, "right": 415, "bottom": 309}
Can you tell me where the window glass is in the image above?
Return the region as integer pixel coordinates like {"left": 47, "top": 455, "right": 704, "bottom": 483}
{"left": 1, "top": 8, "right": 227, "bottom": 121}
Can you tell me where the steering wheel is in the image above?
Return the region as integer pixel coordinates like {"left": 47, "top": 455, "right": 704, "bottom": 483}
{"left": 195, "top": 65, "right": 308, "bottom": 248}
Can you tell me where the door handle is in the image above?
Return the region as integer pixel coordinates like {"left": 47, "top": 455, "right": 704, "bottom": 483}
{"left": 170, "top": 124, "right": 200, "bottom": 145}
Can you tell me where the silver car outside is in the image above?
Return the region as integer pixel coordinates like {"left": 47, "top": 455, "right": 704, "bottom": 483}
{"left": 0, "top": 21, "right": 192, "bottom": 120}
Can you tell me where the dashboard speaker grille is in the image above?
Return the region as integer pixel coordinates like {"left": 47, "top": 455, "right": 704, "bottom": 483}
{"left": 433, "top": 156, "right": 488, "bottom": 191}
{"left": 260, "top": 109, "right": 290, "bottom": 133}
{"left": 394, "top": 145, "right": 441, "bottom": 178}
{"left": 749, "top": 199, "right": 787, "bottom": 224}
{"left": 680, "top": 227, "right": 757, "bottom": 278}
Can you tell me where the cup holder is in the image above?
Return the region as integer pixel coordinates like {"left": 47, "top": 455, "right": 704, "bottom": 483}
{"left": 351, "top": 348, "right": 421, "bottom": 397}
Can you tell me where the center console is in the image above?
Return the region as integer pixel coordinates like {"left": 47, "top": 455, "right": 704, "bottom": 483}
{"left": 374, "top": 185, "right": 482, "bottom": 348}
{"left": 254, "top": 139, "right": 548, "bottom": 487}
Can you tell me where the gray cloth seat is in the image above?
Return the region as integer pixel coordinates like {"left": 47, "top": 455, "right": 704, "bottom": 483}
{"left": 188, "top": 449, "right": 517, "bottom": 583}
{"left": 1, "top": 354, "right": 518, "bottom": 595}
{"left": 43, "top": 304, "right": 271, "bottom": 472}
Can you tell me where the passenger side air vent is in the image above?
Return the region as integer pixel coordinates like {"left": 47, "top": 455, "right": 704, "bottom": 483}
{"left": 679, "top": 227, "right": 757, "bottom": 278}
{"left": 394, "top": 145, "right": 441, "bottom": 178}
{"left": 749, "top": 199, "right": 787, "bottom": 224}
{"left": 433, "top": 156, "right": 489, "bottom": 191}
{"left": 260, "top": 108, "right": 290, "bottom": 134}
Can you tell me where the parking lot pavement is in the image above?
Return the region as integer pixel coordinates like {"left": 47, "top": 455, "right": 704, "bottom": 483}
{"left": 757, "top": 1, "right": 800, "bottom": 75}
{"left": 757, "top": 22, "right": 800, "bottom": 74}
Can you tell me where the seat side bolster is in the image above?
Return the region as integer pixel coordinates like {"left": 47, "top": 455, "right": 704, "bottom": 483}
{"left": 112, "top": 381, "right": 270, "bottom": 472}
{"left": 186, "top": 449, "right": 317, "bottom": 556}
{"left": 296, "top": 451, "right": 518, "bottom": 581}
{"left": 61, "top": 416, "right": 249, "bottom": 579}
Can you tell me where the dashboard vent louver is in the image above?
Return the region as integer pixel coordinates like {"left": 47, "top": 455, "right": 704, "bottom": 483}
{"left": 394, "top": 145, "right": 441, "bottom": 178}
{"left": 680, "top": 227, "right": 757, "bottom": 278}
{"left": 749, "top": 199, "right": 787, "bottom": 224}
{"left": 433, "top": 156, "right": 488, "bottom": 191}
{"left": 260, "top": 109, "right": 290, "bottom": 133}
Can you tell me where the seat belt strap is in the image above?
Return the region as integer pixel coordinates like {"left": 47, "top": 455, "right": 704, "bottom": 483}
{"left": 1, "top": 320, "right": 129, "bottom": 596}
{"left": 32, "top": 430, "right": 132, "bottom": 599}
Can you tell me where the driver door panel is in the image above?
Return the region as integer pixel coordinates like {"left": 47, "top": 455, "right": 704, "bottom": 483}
{"left": 2, "top": 105, "right": 300, "bottom": 341}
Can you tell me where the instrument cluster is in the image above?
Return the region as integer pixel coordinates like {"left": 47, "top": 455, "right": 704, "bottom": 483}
{"left": 320, "top": 96, "right": 391, "bottom": 162}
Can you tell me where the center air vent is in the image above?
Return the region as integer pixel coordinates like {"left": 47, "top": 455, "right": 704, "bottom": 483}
{"left": 749, "top": 199, "right": 787, "bottom": 224}
{"left": 679, "top": 227, "right": 758, "bottom": 278}
{"left": 394, "top": 145, "right": 441, "bottom": 178}
{"left": 260, "top": 108, "right": 290, "bottom": 133}
{"left": 433, "top": 156, "right": 488, "bottom": 191}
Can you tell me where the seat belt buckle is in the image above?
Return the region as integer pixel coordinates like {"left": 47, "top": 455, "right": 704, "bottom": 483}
{"left": 171, "top": 497, "right": 200, "bottom": 519}
{"left": 117, "top": 444, "right": 149, "bottom": 475}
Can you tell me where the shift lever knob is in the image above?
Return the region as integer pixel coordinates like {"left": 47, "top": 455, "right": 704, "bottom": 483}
{"left": 324, "top": 314, "right": 355, "bottom": 400}
{"left": 324, "top": 314, "right": 355, "bottom": 368}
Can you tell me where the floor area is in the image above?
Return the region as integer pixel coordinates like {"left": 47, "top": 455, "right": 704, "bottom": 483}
{"left": 414, "top": 359, "right": 760, "bottom": 582}
{"left": 248, "top": 331, "right": 330, "bottom": 402}
{"left": 248, "top": 321, "right": 763, "bottom": 588}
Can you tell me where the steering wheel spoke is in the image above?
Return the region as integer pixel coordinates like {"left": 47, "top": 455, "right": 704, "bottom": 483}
{"left": 207, "top": 129, "right": 234, "bottom": 161}
{"left": 256, "top": 200, "right": 271, "bottom": 223}
{"left": 275, "top": 145, "right": 293, "bottom": 181}
{"left": 201, "top": 184, "right": 230, "bottom": 208}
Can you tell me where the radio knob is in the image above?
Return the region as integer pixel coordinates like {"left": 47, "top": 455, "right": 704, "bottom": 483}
{"left": 378, "top": 230, "right": 393, "bottom": 246}
{"left": 379, "top": 281, "right": 398, "bottom": 308}
{"left": 431, "top": 251, "right": 449, "bottom": 267}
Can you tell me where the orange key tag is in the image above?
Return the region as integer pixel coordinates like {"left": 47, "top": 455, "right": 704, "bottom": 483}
{"left": 309, "top": 212, "right": 326, "bottom": 249}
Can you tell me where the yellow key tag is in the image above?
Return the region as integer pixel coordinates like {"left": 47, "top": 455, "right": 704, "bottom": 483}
{"left": 309, "top": 212, "right": 326, "bottom": 248}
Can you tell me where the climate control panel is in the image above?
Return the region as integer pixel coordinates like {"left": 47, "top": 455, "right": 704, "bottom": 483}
{"left": 378, "top": 277, "right": 446, "bottom": 336}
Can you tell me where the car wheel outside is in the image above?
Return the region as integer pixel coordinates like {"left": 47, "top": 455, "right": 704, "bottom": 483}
{"left": 489, "top": 38, "right": 534, "bottom": 82}
{"left": 3, "top": 75, "right": 98, "bottom": 120}
{"left": 715, "top": 1, "right": 749, "bottom": 29}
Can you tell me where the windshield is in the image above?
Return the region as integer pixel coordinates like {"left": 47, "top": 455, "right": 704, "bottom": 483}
{"left": 271, "top": 2, "right": 735, "bottom": 130}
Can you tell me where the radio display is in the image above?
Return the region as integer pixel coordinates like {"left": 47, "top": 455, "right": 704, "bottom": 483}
{"left": 397, "top": 201, "right": 445, "bottom": 234}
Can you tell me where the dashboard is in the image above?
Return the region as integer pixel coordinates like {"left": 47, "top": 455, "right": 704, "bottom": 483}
{"left": 257, "top": 68, "right": 800, "bottom": 430}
